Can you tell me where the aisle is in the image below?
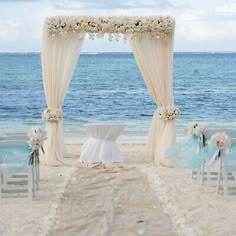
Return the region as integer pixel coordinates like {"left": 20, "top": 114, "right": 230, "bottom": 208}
{"left": 49, "top": 144, "right": 176, "bottom": 236}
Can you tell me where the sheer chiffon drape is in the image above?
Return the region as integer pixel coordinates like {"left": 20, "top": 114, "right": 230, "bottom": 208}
{"left": 129, "top": 32, "right": 176, "bottom": 165}
{"left": 41, "top": 33, "right": 84, "bottom": 166}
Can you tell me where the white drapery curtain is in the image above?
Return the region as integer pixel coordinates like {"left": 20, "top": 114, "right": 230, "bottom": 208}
{"left": 129, "top": 31, "right": 176, "bottom": 165}
{"left": 41, "top": 32, "right": 84, "bottom": 166}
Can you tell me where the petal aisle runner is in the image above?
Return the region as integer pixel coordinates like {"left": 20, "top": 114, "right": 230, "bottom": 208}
{"left": 48, "top": 144, "right": 176, "bottom": 236}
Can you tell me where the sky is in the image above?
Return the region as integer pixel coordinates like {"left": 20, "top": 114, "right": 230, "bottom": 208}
{"left": 0, "top": 0, "right": 236, "bottom": 52}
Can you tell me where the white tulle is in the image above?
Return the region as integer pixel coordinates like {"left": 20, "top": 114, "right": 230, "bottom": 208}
{"left": 41, "top": 32, "right": 85, "bottom": 166}
{"left": 80, "top": 124, "right": 126, "bottom": 164}
{"left": 129, "top": 31, "right": 176, "bottom": 165}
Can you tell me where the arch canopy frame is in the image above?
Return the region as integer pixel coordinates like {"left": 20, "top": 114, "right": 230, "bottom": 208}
{"left": 41, "top": 15, "right": 177, "bottom": 166}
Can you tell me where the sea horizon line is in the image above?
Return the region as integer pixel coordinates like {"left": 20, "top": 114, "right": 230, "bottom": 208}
{"left": 1, "top": 51, "right": 236, "bottom": 55}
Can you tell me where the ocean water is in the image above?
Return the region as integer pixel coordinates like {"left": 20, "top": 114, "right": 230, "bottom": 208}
{"left": 0, "top": 52, "right": 235, "bottom": 139}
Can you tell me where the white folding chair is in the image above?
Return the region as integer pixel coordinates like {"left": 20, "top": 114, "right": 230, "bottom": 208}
{"left": 0, "top": 162, "right": 34, "bottom": 202}
{"left": 191, "top": 137, "right": 208, "bottom": 184}
{"left": 0, "top": 140, "right": 38, "bottom": 201}
{"left": 221, "top": 160, "right": 236, "bottom": 198}
{"left": 205, "top": 149, "right": 236, "bottom": 197}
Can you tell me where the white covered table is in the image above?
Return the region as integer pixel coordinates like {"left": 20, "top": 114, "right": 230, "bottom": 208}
{"left": 80, "top": 124, "right": 126, "bottom": 164}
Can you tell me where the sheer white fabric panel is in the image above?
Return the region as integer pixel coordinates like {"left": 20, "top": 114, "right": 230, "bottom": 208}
{"left": 80, "top": 124, "right": 126, "bottom": 164}
{"left": 129, "top": 32, "right": 176, "bottom": 165}
{"left": 41, "top": 33, "right": 85, "bottom": 166}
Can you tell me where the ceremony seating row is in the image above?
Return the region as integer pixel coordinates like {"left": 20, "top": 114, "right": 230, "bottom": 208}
{"left": 0, "top": 138, "right": 39, "bottom": 202}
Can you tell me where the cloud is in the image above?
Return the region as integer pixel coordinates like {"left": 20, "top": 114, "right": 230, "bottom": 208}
{"left": 0, "top": 18, "right": 24, "bottom": 42}
{"left": 1, "top": 0, "right": 236, "bottom": 52}
{"left": 0, "top": 0, "right": 39, "bottom": 1}
{"left": 53, "top": 0, "right": 175, "bottom": 11}
{"left": 215, "top": 3, "right": 236, "bottom": 16}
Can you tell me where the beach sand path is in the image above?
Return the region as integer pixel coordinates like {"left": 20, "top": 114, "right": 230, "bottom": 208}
{"left": 49, "top": 144, "right": 176, "bottom": 236}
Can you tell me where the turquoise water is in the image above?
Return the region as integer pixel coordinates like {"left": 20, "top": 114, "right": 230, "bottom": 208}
{"left": 0, "top": 52, "right": 235, "bottom": 139}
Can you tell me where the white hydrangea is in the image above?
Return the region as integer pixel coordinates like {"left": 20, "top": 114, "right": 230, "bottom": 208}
{"left": 187, "top": 122, "right": 208, "bottom": 137}
{"left": 209, "top": 132, "right": 231, "bottom": 150}
{"left": 27, "top": 126, "right": 47, "bottom": 151}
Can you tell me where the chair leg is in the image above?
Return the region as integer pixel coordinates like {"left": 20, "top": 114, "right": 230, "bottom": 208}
{"left": 3, "top": 173, "right": 7, "bottom": 187}
{"left": 207, "top": 166, "right": 211, "bottom": 186}
{"left": 28, "top": 166, "right": 33, "bottom": 200}
{"left": 223, "top": 165, "right": 228, "bottom": 198}
{"left": 191, "top": 170, "right": 195, "bottom": 179}
{"left": 0, "top": 174, "right": 2, "bottom": 200}
{"left": 37, "top": 162, "right": 40, "bottom": 181}
{"left": 32, "top": 165, "right": 35, "bottom": 197}
{"left": 216, "top": 159, "right": 222, "bottom": 194}
{"left": 197, "top": 169, "right": 200, "bottom": 181}
{"left": 35, "top": 162, "right": 39, "bottom": 190}
{"left": 201, "top": 162, "right": 205, "bottom": 185}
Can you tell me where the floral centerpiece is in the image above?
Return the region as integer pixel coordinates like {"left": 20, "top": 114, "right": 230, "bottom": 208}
{"left": 27, "top": 127, "right": 47, "bottom": 165}
{"left": 45, "top": 16, "right": 174, "bottom": 40}
{"left": 157, "top": 106, "right": 180, "bottom": 121}
{"left": 209, "top": 132, "right": 231, "bottom": 158}
{"left": 187, "top": 122, "right": 207, "bottom": 137}
{"left": 187, "top": 122, "right": 208, "bottom": 148}
{"left": 42, "top": 108, "right": 63, "bottom": 122}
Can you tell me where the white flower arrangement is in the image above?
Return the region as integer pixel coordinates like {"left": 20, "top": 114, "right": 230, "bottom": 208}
{"left": 45, "top": 16, "right": 174, "bottom": 40}
{"left": 157, "top": 106, "right": 180, "bottom": 121}
{"left": 27, "top": 126, "right": 47, "bottom": 151}
{"left": 42, "top": 108, "right": 63, "bottom": 122}
{"left": 27, "top": 126, "right": 47, "bottom": 165}
{"left": 187, "top": 122, "right": 208, "bottom": 137}
{"left": 209, "top": 132, "right": 231, "bottom": 150}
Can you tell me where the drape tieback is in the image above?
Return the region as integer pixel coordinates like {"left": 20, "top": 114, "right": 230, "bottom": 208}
{"left": 156, "top": 106, "right": 180, "bottom": 121}
{"left": 42, "top": 108, "right": 63, "bottom": 122}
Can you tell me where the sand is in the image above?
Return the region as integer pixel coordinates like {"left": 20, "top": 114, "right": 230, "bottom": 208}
{"left": 0, "top": 164, "right": 77, "bottom": 236}
{"left": 1, "top": 143, "right": 236, "bottom": 236}
{"left": 49, "top": 164, "right": 176, "bottom": 236}
{"left": 148, "top": 167, "right": 236, "bottom": 236}
{"left": 0, "top": 143, "right": 175, "bottom": 236}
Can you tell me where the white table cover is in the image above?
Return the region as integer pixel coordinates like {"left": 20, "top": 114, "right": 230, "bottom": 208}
{"left": 80, "top": 124, "right": 126, "bottom": 164}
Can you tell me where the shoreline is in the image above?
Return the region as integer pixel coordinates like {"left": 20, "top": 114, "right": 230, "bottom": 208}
{"left": 1, "top": 127, "right": 236, "bottom": 143}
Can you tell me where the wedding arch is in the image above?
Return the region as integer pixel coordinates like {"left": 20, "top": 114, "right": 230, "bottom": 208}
{"left": 41, "top": 16, "right": 178, "bottom": 166}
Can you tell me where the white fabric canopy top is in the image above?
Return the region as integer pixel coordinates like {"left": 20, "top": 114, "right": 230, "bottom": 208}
{"left": 41, "top": 16, "right": 177, "bottom": 166}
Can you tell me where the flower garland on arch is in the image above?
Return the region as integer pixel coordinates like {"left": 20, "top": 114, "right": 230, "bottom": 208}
{"left": 45, "top": 16, "right": 174, "bottom": 40}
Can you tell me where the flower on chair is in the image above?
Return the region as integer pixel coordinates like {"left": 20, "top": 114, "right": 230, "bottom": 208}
{"left": 187, "top": 122, "right": 208, "bottom": 137}
{"left": 27, "top": 127, "right": 47, "bottom": 165}
{"left": 209, "top": 132, "right": 231, "bottom": 150}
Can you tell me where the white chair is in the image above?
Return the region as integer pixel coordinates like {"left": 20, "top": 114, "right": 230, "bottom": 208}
{"left": 191, "top": 136, "right": 207, "bottom": 185}
{"left": 221, "top": 160, "right": 236, "bottom": 198}
{"left": 0, "top": 140, "right": 38, "bottom": 201}
{"left": 0, "top": 162, "right": 33, "bottom": 202}
{"left": 204, "top": 149, "right": 236, "bottom": 197}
